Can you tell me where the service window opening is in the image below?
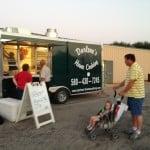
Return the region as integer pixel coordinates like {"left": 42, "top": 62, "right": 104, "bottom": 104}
{"left": 2, "top": 44, "right": 50, "bottom": 76}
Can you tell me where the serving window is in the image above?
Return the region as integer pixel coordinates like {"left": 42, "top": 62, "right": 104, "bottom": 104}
{"left": 3, "top": 44, "right": 50, "bottom": 76}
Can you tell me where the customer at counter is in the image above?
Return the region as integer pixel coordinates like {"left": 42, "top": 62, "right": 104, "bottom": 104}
{"left": 39, "top": 59, "right": 51, "bottom": 90}
{"left": 12, "top": 64, "right": 32, "bottom": 100}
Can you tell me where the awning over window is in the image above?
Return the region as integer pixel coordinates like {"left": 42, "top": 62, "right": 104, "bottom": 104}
{"left": 0, "top": 34, "right": 66, "bottom": 47}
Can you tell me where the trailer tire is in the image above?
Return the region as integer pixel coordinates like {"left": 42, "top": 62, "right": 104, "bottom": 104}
{"left": 54, "top": 88, "right": 69, "bottom": 104}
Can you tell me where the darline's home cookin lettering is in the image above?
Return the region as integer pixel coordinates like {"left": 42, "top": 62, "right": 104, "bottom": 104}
{"left": 71, "top": 45, "right": 100, "bottom": 90}
{"left": 75, "top": 45, "right": 97, "bottom": 56}
{"left": 86, "top": 60, "right": 99, "bottom": 70}
{"left": 74, "top": 59, "right": 85, "bottom": 70}
{"left": 74, "top": 45, "right": 99, "bottom": 71}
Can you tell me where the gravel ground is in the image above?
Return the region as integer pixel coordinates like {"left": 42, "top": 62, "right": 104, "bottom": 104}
{"left": 0, "top": 83, "right": 150, "bottom": 150}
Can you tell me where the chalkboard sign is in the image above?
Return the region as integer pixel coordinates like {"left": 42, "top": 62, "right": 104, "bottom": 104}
{"left": 16, "top": 82, "right": 55, "bottom": 129}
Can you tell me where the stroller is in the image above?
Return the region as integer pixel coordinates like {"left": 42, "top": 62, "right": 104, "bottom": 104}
{"left": 85, "top": 91, "right": 128, "bottom": 140}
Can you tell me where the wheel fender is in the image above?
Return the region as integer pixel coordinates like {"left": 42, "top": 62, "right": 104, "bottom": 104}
{"left": 49, "top": 86, "right": 70, "bottom": 95}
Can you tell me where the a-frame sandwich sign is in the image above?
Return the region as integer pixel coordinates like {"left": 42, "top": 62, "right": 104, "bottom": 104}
{"left": 16, "top": 82, "right": 55, "bottom": 128}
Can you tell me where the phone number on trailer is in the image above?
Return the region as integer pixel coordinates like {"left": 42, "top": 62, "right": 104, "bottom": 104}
{"left": 71, "top": 77, "right": 100, "bottom": 86}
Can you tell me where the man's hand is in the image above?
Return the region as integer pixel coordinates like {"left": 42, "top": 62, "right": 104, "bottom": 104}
{"left": 119, "top": 91, "right": 126, "bottom": 96}
{"left": 113, "top": 86, "right": 118, "bottom": 91}
{"left": 112, "top": 80, "right": 125, "bottom": 91}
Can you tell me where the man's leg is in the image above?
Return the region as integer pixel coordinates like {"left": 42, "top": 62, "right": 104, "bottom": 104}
{"left": 130, "top": 98, "right": 144, "bottom": 139}
{"left": 127, "top": 98, "right": 137, "bottom": 132}
{"left": 137, "top": 115, "right": 143, "bottom": 132}
{"left": 132, "top": 115, "right": 138, "bottom": 129}
{"left": 17, "top": 88, "right": 24, "bottom": 100}
{"left": 46, "top": 81, "right": 51, "bottom": 90}
{"left": 131, "top": 115, "right": 143, "bottom": 132}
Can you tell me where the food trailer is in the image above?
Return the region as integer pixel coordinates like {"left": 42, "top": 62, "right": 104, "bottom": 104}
{"left": 0, "top": 27, "right": 103, "bottom": 103}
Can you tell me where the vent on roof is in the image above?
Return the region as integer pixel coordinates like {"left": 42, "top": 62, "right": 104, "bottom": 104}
{"left": 46, "top": 28, "right": 58, "bottom": 38}
{"left": 4, "top": 27, "right": 31, "bottom": 35}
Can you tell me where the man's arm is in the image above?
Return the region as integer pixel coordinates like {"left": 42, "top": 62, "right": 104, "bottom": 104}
{"left": 119, "top": 79, "right": 136, "bottom": 96}
{"left": 113, "top": 80, "right": 125, "bottom": 91}
{"left": 12, "top": 77, "right": 18, "bottom": 88}
{"left": 40, "top": 77, "right": 46, "bottom": 82}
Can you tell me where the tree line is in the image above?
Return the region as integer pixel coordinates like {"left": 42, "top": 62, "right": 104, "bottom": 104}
{"left": 112, "top": 41, "right": 150, "bottom": 50}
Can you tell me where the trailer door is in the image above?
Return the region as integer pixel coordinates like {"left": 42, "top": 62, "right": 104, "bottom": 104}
{"left": 51, "top": 43, "right": 68, "bottom": 86}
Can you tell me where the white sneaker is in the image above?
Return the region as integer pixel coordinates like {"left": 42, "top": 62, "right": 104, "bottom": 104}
{"left": 130, "top": 131, "right": 142, "bottom": 139}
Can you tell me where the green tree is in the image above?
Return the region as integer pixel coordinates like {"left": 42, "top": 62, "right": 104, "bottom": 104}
{"left": 112, "top": 41, "right": 150, "bottom": 50}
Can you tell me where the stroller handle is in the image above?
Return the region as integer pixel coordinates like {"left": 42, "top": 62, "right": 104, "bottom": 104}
{"left": 113, "top": 90, "right": 124, "bottom": 100}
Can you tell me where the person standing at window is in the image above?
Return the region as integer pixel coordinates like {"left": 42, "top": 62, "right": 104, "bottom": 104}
{"left": 13, "top": 64, "right": 32, "bottom": 100}
{"left": 39, "top": 59, "right": 51, "bottom": 90}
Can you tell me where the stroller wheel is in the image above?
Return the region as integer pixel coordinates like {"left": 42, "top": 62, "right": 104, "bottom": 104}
{"left": 89, "top": 133, "right": 97, "bottom": 141}
{"left": 111, "top": 134, "right": 119, "bottom": 140}
{"left": 105, "top": 128, "right": 112, "bottom": 134}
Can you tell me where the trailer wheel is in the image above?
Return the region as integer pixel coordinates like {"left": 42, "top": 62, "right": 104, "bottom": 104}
{"left": 54, "top": 88, "right": 69, "bottom": 104}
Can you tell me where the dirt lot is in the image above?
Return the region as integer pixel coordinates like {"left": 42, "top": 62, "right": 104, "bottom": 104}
{"left": 0, "top": 83, "right": 150, "bottom": 150}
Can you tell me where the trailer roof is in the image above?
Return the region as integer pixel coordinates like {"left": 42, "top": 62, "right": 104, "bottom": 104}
{"left": 0, "top": 30, "right": 101, "bottom": 46}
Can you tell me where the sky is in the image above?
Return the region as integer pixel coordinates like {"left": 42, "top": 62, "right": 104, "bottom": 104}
{"left": 0, "top": 0, "right": 150, "bottom": 44}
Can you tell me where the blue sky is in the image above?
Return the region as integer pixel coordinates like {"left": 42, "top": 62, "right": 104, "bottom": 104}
{"left": 0, "top": 0, "right": 150, "bottom": 43}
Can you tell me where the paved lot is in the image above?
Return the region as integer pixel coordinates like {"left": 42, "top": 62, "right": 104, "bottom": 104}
{"left": 0, "top": 83, "right": 150, "bottom": 150}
